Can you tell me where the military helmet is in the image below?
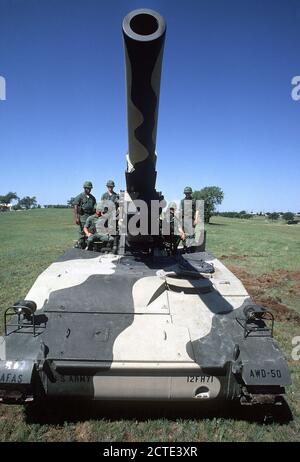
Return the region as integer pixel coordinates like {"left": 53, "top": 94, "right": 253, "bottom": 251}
{"left": 106, "top": 179, "right": 115, "bottom": 187}
{"left": 184, "top": 186, "right": 193, "bottom": 194}
{"left": 83, "top": 181, "right": 93, "bottom": 189}
{"left": 96, "top": 201, "right": 105, "bottom": 213}
{"left": 168, "top": 202, "right": 177, "bottom": 210}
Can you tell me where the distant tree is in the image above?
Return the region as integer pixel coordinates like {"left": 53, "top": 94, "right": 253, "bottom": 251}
{"left": 0, "top": 192, "right": 19, "bottom": 205}
{"left": 18, "top": 196, "right": 37, "bottom": 210}
{"left": 44, "top": 204, "right": 69, "bottom": 208}
{"left": 268, "top": 212, "right": 280, "bottom": 221}
{"left": 217, "top": 211, "right": 253, "bottom": 219}
{"left": 11, "top": 203, "right": 22, "bottom": 211}
{"left": 193, "top": 187, "right": 224, "bottom": 223}
{"left": 240, "top": 213, "right": 252, "bottom": 219}
{"left": 282, "top": 212, "right": 295, "bottom": 222}
{"left": 67, "top": 197, "right": 76, "bottom": 207}
{"left": 238, "top": 210, "right": 252, "bottom": 219}
{"left": 218, "top": 211, "right": 233, "bottom": 218}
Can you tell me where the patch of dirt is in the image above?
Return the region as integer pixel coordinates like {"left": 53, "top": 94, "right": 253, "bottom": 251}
{"left": 228, "top": 266, "right": 300, "bottom": 323}
{"left": 254, "top": 296, "right": 299, "bottom": 323}
{"left": 256, "top": 270, "right": 300, "bottom": 290}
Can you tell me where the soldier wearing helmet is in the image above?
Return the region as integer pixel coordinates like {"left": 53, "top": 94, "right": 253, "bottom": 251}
{"left": 183, "top": 186, "right": 192, "bottom": 195}
{"left": 162, "top": 202, "right": 185, "bottom": 255}
{"left": 180, "top": 186, "right": 199, "bottom": 252}
{"left": 83, "top": 202, "right": 115, "bottom": 251}
{"left": 180, "top": 186, "right": 196, "bottom": 218}
{"left": 101, "top": 180, "right": 119, "bottom": 208}
{"left": 73, "top": 181, "right": 96, "bottom": 248}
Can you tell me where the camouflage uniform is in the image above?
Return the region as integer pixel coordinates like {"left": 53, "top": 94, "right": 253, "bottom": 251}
{"left": 74, "top": 192, "right": 96, "bottom": 247}
{"left": 101, "top": 191, "right": 119, "bottom": 207}
{"left": 162, "top": 205, "right": 181, "bottom": 254}
{"left": 101, "top": 180, "right": 119, "bottom": 209}
{"left": 85, "top": 213, "right": 114, "bottom": 251}
{"left": 180, "top": 187, "right": 197, "bottom": 251}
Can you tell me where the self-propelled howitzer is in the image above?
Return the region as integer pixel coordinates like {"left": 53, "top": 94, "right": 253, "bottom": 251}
{"left": 0, "top": 9, "right": 291, "bottom": 413}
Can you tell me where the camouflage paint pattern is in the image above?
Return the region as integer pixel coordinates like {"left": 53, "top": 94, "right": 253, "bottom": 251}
{"left": 123, "top": 9, "right": 166, "bottom": 196}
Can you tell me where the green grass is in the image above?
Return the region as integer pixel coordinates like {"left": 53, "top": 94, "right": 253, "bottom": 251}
{"left": 0, "top": 210, "right": 299, "bottom": 442}
{"left": 206, "top": 216, "right": 300, "bottom": 314}
{"left": 207, "top": 215, "right": 300, "bottom": 273}
{"left": 0, "top": 209, "right": 75, "bottom": 331}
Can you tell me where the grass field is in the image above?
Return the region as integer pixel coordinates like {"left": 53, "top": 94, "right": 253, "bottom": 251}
{"left": 0, "top": 209, "right": 299, "bottom": 442}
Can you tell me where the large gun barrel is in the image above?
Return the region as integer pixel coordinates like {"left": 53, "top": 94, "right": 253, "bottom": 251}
{"left": 123, "top": 9, "right": 166, "bottom": 199}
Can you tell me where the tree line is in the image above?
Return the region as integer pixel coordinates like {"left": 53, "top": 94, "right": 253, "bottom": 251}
{"left": 0, "top": 192, "right": 38, "bottom": 210}
{"left": 215, "top": 211, "right": 253, "bottom": 219}
{"left": 266, "top": 212, "right": 298, "bottom": 223}
{"left": 0, "top": 191, "right": 70, "bottom": 210}
{"left": 215, "top": 210, "right": 298, "bottom": 223}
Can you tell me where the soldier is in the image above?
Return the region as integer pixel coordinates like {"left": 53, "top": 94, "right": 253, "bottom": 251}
{"left": 101, "top": 180, "right": 119, "bottom": 207}
{"left": 83, "top": 202, "right": 115, "bottom": 251}
{"left": 180, "top": 186, "right": 199, "bottom": 252}
{"left": 162, "top": 202, "right": 185, "bottom": 254}
{"left": 73, "top": 181, "right": 96, "bottom": 248}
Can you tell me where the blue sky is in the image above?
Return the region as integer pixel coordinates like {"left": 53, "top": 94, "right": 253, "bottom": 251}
{"left": 0, "top": 0, "right": 299, "bottom": 212}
